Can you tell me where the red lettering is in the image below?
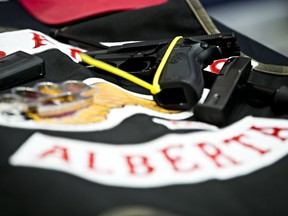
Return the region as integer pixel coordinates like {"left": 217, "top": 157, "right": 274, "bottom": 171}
{"left": 210, "top": 59, "right": 228, "bottom": 74}
{"left": 32, "top": 32, "right": 54, "bottom": 48}
{"left": 70, "top": 48, "right": 82, "bottom": 59}
{"left": 168, "top": 120, "right": 181, "bottom": 126}
{"left": 0, "top": 51, "right": 6, "bottom": 58}
{"left": 251, "top": 126, "right": 288, "bottom": 142}
{"left": 87, "top": 152, "right": 113, "bottom": 174}
{"left": 39, "top": 145, "right": 69, "bottom": 162}
{"left": 125, "top": 155, "right": 154, "bottom": 176}
{"left": 161, "top": 144, "right": 199, "bottom": 172}
{"left": 197, "top": 142, "right": 239, "bottom": 168}
{"left": 169, "top": 120, "right": 194, "bottom": 127}
{"left": 224, "top": 134, "right": 270, "bottom": 155}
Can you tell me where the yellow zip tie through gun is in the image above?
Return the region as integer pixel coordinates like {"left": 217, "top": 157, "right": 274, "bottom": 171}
{"left": 81, "top": 33, "right": 240, "bottom": 110}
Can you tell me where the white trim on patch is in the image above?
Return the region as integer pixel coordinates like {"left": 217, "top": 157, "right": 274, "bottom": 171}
{"left": 9, "top": 116, "right": 288, "bottom": 188}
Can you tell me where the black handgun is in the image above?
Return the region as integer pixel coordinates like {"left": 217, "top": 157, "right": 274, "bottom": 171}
{"left": 194, "top": 57, "right": 288, "bottom": 126}
{"left": 87, "top": 33, "right": 240, "bottom": 110}
{"left": 0, "top": 51, "right": 45, "bottom": 90}
{"left": 194, "top": 57, "right": 251, "bottom": 125}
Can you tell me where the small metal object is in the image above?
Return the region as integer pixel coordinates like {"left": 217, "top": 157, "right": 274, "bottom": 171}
{"left": 0, "top": 93, "right": 28, "bottom": 115}
{"left": 36, "top": 82, "right": 63, "bottom": 95}
{"left": 12, "top": 86, "right": 40, "bottom": 100}
{"left": 0, "top": 93, "right": 25, "bottom": 103}
{"left": 62, "top": 80, "right": 90, "bottom": 93}
{"left": 0, "top": 80, "right": 97, "bottom": 118}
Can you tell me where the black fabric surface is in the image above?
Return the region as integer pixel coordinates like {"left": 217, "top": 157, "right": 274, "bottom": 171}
{"left": 0, "top": 1, "right": 288, "bottom": 216}
{"left": 0, "top": 0, "right": 50, "bottom": 34}
{"left": 50, "top": 0, "right": 206, "bottom": 44}
{"left": 1, "top": 124, "right": 288, "bottom": 216}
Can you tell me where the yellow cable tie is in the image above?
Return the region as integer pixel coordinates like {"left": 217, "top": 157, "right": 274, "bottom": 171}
{"left": 151, "top": 36, "right": 183, "bottom": 94}
{"left": 80, "top": 36, "right": 183, "bottom": 95}
{"left": 80, "top": 53, "right": 158, "bottom": 93}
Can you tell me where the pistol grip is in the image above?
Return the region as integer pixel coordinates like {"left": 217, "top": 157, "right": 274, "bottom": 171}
{"left": 194, "top": 57, "right": 252, "bottom": 126}
{"left": 153, "top": 46, "right": 204, "bottom": 110}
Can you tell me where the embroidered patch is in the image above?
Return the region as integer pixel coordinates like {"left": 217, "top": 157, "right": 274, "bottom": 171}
{"left": 0, "top": 29, "right": 83, "bottom": 61}
{"left": 9, "top": 116, "right": 288, "bottom": 188}
{"left": 152, "top": 118, "right": 218, "bottom": 131}
{"left": 0, "top": 78, "right": 193, "bottom": 131}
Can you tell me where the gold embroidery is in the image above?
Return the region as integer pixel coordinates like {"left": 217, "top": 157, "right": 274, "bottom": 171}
{"left": 31, "top": 83, "right": 179, "bottom": 124}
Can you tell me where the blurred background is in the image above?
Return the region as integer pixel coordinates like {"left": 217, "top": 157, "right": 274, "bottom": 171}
{"left": 201, "top": 0, "right": 288, "bottom": 57}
